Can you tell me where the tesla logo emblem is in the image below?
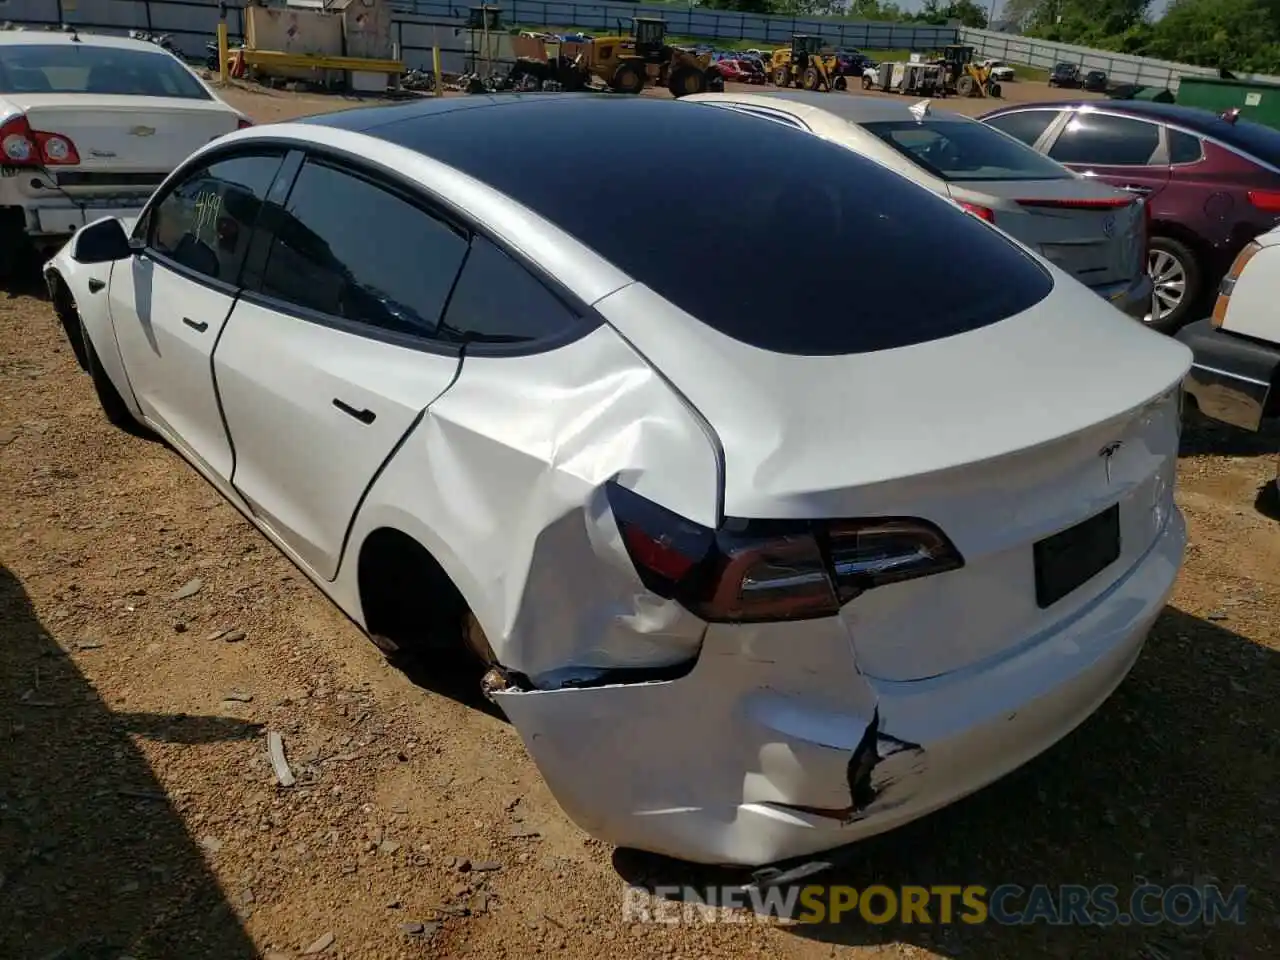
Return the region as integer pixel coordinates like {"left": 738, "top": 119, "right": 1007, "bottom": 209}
{"left": 1099, "top": 441, "right": 1123, "bottom": 483}
{"left": 129, "top": 125, "right": 156, "bottom": 137}
{"left": 1101, "top": 215, "right": 1116, "bottom": 238}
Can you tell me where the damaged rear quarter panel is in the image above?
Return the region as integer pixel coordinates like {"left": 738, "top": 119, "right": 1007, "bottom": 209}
{"left": 338, "top": 322, "right": 721, "bottom": 683}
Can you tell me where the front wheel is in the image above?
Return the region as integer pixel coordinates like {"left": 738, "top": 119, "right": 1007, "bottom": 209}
{"left": 861, "top": 75, "right": 873, "bottom": 90}
{"left": 773, "top": 66, "right": 791, "bottom": 87}
{"left": 81, "top": 317, "right": 138, "bottom": 431}
{"left": 1145, "top": 236, "right": 1202, "bottom": 334}
{"left": 834, "top": 75, "right": 848, "bottom": 91}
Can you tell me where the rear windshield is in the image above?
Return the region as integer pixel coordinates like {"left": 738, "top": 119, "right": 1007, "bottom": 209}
{"left": 1222, "top": 116, "right": 1280, "bottom": 167}
{"left": 863, "top": 119, "right": 1073, "bottom": 182}
{"left": 0, "top": 44, "right": 211, "bottom": 99}
{"left": 370, "top": 97, "right": 1053, "bottom": 355}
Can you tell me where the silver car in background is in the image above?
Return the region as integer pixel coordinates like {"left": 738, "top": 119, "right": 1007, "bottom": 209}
{"left": 685, "top": 90, "right": 1153, "bottom": 320}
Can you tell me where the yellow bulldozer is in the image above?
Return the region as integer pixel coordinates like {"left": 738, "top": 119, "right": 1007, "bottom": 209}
{"left": 575, "top": 17, "right": 721, "bottom": 97}
{"left": 937, "top": 44, "right": 1002, "bottom": 98}
{"left": 768, "top": 34, "right": 847, "bottom": 92}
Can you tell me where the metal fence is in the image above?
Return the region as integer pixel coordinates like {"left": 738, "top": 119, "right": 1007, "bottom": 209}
{"left": 0, "top": 0, "right": 476, "bottom": 73}
{"left": 961, "top": 26, "right": 1280, "bottom": 89}
{"left": 395, "top": 0, "right": 959, "bottom": 50}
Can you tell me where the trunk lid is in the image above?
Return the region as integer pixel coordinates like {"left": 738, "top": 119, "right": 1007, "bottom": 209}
{"left": 9, "top": 94, "right": 238, "bottom": 195}
{"left": 950, "top": 177, "right": 1144, "bottom": 290}
{"left": 595, "top": 274, "right": 1190, "bottom": 680}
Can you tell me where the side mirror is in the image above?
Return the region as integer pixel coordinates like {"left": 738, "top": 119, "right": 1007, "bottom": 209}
{"left": 71, "top": 217, "right": 133, "bottom": 264}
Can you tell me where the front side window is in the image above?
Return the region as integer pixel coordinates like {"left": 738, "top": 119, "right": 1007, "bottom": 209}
{"left": 258, "top": 159, "right": 468, "bottom": 341}
{"left": 0, "top": 44, "right": 212, "bottom": 99}
{"left": 863, "top": 119, "right": 1072, "bottom": 182}
{"left": 147, "top": 152, "right": 284, "bottom": 283}
{"left": 984, "top": 110, "right": 1060, "bottom": 148}
{"left": 1048, "top": 113, "right": 1160, "bottom": 166}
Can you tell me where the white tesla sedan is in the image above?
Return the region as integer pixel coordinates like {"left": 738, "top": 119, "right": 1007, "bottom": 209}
{"left": 45, "top": 94, "right": 1190, "bottom": 870}
{"left": 0, "top": 27, "right": 250, "bottom": 274}
{"left": 684, "top": 90, "right": 1154, "bottom": 321}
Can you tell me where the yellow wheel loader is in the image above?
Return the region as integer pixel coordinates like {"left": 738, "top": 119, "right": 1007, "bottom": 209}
{"left": 768, "top": 34, "right": 848, "bottom": 92}
{"left": 938, "top": 45, "right": 1002, "bottom": 98}
{"left": 574, "top": 17, "right": 720, "bottom": 97}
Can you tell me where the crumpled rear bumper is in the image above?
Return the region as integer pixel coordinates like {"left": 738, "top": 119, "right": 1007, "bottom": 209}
{"left": 493, "top": 511, "right": 1185, "bottom": 867}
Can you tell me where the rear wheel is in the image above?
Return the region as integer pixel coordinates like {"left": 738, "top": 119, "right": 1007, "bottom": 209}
{"left": 861, "top": 74, "right": 873, "bottom": 90}
{"left": 1145, "top": 236, "right": 1202, "bottom": 334}
{"left": 802, "top": 65, "right": 821, "bottom": 91}
{"left": 834, "top": 75, "right": 848, "bottom": 91}
{"left": 611, "top": 62, "right": 645, "bottom": 94}
{"left": 987, "top": 81, "right": 1002, "bottom": 98}
{"left": 956, "top": 75, "right": 975, "bottom": 97}
{"left": 773, "top": 65, "right": 791, "bottom": 87}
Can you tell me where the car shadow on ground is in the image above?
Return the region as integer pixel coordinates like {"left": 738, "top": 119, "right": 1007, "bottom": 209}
{"left": 1179, "top": 408, "right": 1280, "bottom": 459}
{"left": 0, "top": 564, "right": 262, "bottom": 959}
{"left": 613, "top": 606, "right": 1278, "bottom": 957}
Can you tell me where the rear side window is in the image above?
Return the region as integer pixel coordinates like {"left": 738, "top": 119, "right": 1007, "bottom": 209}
{"left": 148, "top": 152, "right": 284, "bottom": 283}
{"left": 863, "top": 119, "right": 1071, "bottom": 182}
{"left": 1048, "top": 113, "right": 1160, "bottom": 166}
{"left": 0, "top": 44, "right": 211, "bottom": 99}
{"left": 387, "top": 98, "right": 1052, "bottom": 356}
{"left": 1168, "top": 129, "right": 1204, "bottom": 164}
{"left": 985, "top": 110, "right": 1059, "bottom": 147}
{"left": 440, "top": 236, "right": 581, "bottom": 344}
{"left": 259, "top": 159, "right": 468, "bottom": 341}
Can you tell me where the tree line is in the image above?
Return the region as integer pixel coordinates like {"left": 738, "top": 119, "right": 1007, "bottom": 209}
{"left": 704, "top": 0, "right": 1280, "bottom": 75}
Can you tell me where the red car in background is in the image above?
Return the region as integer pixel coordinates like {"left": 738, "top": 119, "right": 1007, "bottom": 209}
{"left": 716, "top": 58, "right": 766, "bottom": 85}
{"left": 979, "top": 100, "right": 1280, "bottom": 333}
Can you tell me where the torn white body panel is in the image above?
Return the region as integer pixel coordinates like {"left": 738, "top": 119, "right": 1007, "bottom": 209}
{"left": 497, "top": 510, "right": 1183, "bottom": 866}
{"left": 339, "top": 323, "right": 720, "bottom": 685}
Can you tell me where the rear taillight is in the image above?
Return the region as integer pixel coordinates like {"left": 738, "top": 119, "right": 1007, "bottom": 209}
{"left": 606, "top": 482, "right": 964, "bottom": 624}
{"left": 958, "top": 201, "right": 995, "bottom": 222}
{"left": 0, "top": 114, "right": 80, "bottom": 167}
{"left": 1247, "top": 189, "right": 1280, "bottom": 213}
{"left": 237, "top": 117, "right": 254, "bottom": 129}
{"left": 1211, "top": 240, "right": 1262, "bottom": 327}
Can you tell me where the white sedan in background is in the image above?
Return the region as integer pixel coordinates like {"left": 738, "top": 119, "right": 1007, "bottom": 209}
{"left": 0, "top": 26, "right": 249, "bottom": 276}
{"left": 45, "top": 94, "right": 1189, "bottom": 871}
{"left": 1177, "top": 229, "right": 1280, "bottom": 437}
{"left": 685, "top": 90, "right": 1153, "bottom": 321}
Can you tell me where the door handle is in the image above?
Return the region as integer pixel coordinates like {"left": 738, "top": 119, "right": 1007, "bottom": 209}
{"left": 1120, "top": 184, "right": 1153, "bottom": 196}
{"left": 182, "top": 317, "right": 209, "bottom": 333}
{"left": 333, "top": 398, "right": 376, "bottom": 424}
{"left": 87, "top": 278, "right": 105, "bottom": 294}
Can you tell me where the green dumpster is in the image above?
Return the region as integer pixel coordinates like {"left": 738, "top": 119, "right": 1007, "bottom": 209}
{"left": 1176, "top": 75, "right": 1280, "bottom": 128}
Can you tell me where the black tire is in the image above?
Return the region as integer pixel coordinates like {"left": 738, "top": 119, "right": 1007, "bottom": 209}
{"left": 956, "top": 75, "right": 975, "bottom": 97}
{"left": 611, "top": 62, "right": 645, "bottom": 94}
{"left": 987, "top": 81, "right": 1002, "bottom": 98}
{"left": 80, "top": 317, "right": 137, "bottom": 430}
{"left": 1146, "top": 235, "right": 1203, "bottom": 334}
{"left": 668, "top": 64, "right": 707, "bottom": 98}
{"left": 802, "top": 65, "right": 821, "bottom": 91}
{"left": 773, "top": 65, "right": 791, "bottom": 87}
{"left": 861, "top": 74, "right": 872, "bottom": 90}
{"left": 834, "top": 75, "right": 848, "bottom": 91}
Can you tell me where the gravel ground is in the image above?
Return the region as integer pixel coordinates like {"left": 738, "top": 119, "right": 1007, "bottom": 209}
{"left": 1, "top": 82, "right": 1276, "bottom": 960}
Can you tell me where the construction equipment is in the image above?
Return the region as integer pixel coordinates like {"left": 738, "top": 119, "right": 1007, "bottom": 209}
{"left": 768, "top": 34, "right": 848, "bottom": 92}
{"left": 937, "top": 45, "right": 1001, "bottom": 98}
{"left": 571, "top": 17, "right": 719, "bottom": 97}
{"left": 867, "top": 60, "right": 945, "bottom": 97}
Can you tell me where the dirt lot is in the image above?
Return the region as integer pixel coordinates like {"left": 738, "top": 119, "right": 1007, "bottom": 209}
{"left": 1, "top": 81, "right": 1277, "bottom": 960}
